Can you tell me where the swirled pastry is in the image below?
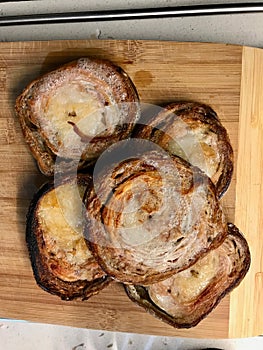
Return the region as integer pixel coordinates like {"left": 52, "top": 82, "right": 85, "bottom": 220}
{"left": 85, "top": 149, "right": 227, "bottom": 285}
{"left": 16, "top": 58, "right": 140, "bottom": 176}
{"left": 133, "top": 102, "right": 233, "bottom": 197}
{"left": 26, "top": 174, "right": 111, "bottom": 300}
{"left": 125, "top": 223, "right": 250, "bottom": 328}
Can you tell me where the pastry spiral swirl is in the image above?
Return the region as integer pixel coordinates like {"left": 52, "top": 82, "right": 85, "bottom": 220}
{"left": 16, "top": 58, "right": 140, "bottom": 176}
{"left": 85, "top": 148, "right": 227, "bottom": 285}
{"left": 125, "top": 223, "right": 251, "bottom": 328}
{"left": 133, "top": 102, "right": 233, "bottom": 197}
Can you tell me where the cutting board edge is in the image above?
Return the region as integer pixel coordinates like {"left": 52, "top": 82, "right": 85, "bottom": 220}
{"left": 229, "top": 45, "right": 263, "bottom": 338}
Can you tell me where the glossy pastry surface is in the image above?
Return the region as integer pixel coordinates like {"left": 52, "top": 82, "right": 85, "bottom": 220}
{"left": 26, "top": 174, "right": 111, "bottom": 300}
{"left": 85, "top": 149, "right": 227, "bottom": 285}
{"left": 134, "top": 102, "right": 233, "bottom": 197}
{"left": 125, "top": 223, "right": 250, "bottom": 328}
{"left": 16, "top": 58, "right": 140, "bottom": 176}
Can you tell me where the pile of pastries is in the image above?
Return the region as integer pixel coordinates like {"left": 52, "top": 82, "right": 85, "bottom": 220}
{"left": 15, "top": 57, "right": 250, "bottom": 329}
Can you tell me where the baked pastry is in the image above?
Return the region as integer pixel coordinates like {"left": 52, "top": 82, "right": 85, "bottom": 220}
{"left": 84, "top": 148, "right": 227, "bottom": 285}
{"left": 26, "top": 174, "right": 111, "bottom": 300}
{"left": 16, "top": 58, "right": 140, "bottom": 176}
{"left": 125, "top": 223, "right": 250, "bottom": 328}
{"left": 133, "top": 102, "right": 233, "bottom": 197}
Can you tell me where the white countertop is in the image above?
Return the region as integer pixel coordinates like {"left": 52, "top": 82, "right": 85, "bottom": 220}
{"left": 0, "top": 320, "right": 263, "bottom": 350}
{"left": 1, "top": 1, "right": 263, "bottom": 349}
{"left": 0, "top": 0, "right": 263, "bottom": 48}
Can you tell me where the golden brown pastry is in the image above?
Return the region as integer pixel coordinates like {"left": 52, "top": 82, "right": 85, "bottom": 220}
{"left": 26, "top": 174, "right": 111, "bottom": 300}
{"left": 125, "top": 223, "right": 250, "bottom": 328}
{"left": 16, "top": 58, "right": 140, "bottom": 176}
{"left": 84, "top": 148, "right": 227, "bottom": 285}
{"left": 133, "top": 102, "right": 233, "bottom": 198}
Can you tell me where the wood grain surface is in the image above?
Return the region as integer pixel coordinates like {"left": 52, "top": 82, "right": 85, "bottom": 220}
{"left": 0, "top": 39, "right": 258, "bottom": 338}
{"left": 229, "top": 46, "right": 263, "bottom": 338}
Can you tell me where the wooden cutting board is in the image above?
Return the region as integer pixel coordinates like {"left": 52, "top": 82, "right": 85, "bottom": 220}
{"left": 0, "top": 39, "right": 262, "bottom": 339}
